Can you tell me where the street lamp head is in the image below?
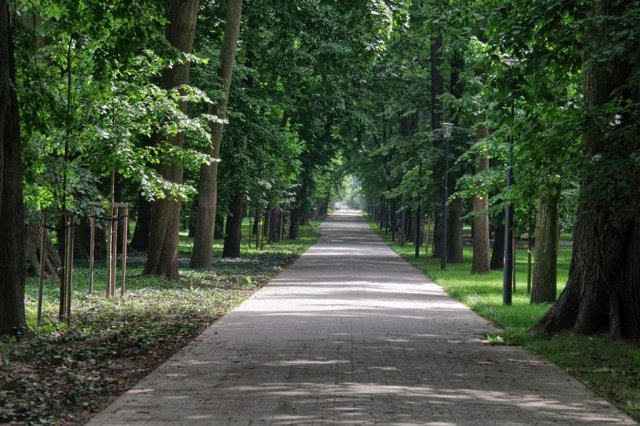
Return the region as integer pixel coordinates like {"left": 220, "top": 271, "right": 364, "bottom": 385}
{"left": 503, "top": 58, "right": 521, "bottom": 67}
{"left": 441, "top": 122, "right": 454, "bottom": 138}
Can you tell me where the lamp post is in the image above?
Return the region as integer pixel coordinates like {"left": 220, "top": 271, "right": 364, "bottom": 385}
{"left": 440, "top": 122, "right": 454, "bottom": 270}
{"left": 502, "top": 58, "right": 520, "bottom": 305}
{"left": 414, "top": 148, "right": 428, "bottom": 258}
{"left": 415, "top": 158, "right": 422, "bottom": 258}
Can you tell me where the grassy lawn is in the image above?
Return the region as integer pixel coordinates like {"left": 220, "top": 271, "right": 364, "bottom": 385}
{"left": 0, "top": 219, "right": 321, "bottom": 425}
{"left": 367, "top": 216, "right": 640, "bottom": 422}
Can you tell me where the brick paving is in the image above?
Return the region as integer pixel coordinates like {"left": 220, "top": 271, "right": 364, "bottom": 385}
{"left": 89, "top": 212, "right": 635, "bottom": 425}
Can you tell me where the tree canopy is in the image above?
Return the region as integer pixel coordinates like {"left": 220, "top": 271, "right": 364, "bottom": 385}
{"left": 1, "top": 0, "right": 639, "bottom": 341}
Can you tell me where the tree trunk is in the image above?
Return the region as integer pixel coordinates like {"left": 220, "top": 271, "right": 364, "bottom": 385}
{"left": 535, "top": 0, "right": 640, "bottom": 340}
{"left": 263, "top": 207, "right": 270, "bottom": 237}
{"left": 282, "top": 213, "right": 288, "bottom": 240}
{"left": 130, "top": 192, "right": 151, "bottom": 251}
{"left": 432, "top": 209, "right": 442, "bottom": 258}
{"left": 289, "top": 211, "right": 299, "bottom": 240}
{"left": 222, "top": 192, "right": 243, "bottom": 258}
{"left": 73, "top": 217, "right": 106, "bottom": 260}
{"left": 405, "top": 208, "right": 413, "bottom": 243}
{"left": 144, "top": 0, "right": 199, "bottom": 279}
{"left": 252, "top": 210, "right": 259, "bottom": 235}
{"left": 0, "top": 0, "right": 27, "bottom": 337}
{"left": 531, "top": 183, "right": 561, "bottom": 304}
{"left": 269, "top": 207, "right": 282, "bottom": 243}
{"left": 191, "top": 0, "right": 243, "bottom": 268}
{"left": 25, "top": 222, "right": 61, "bottom": 279}
{"left": 472, "top": 127, "right": 490, "bottom": 274}
{"left": 490, "top": 219, "right": 505, "bottom": 270}
{"left": 390, "top": 204, "right": 396, "bottom": 243}
{"left": 447, "top": 198, "right": 464, "bottom": 263}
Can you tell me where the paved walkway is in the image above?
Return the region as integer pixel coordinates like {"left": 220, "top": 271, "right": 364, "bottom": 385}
{"left": 89, "top": 212, "right": 634, "bottom": 425}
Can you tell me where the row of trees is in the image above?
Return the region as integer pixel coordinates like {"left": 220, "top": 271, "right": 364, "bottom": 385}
{"left": 352, "top": 0, "right": 639, "bottom": 341}
{"left": 0, "top": 0, "right": 408, "bottom": 337}
{"left": 1, "top": 0, "right": 638, "bottom": 342}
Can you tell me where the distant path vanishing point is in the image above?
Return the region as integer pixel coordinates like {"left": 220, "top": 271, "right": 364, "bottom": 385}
{"left": 89, "top": 212, "right": 635, "bottom": 425}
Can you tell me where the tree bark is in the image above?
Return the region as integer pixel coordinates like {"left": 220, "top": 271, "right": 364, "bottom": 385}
{"left": 73, "top": 217, "right": 106, "bottom": 259}
{"left": 472, "top": 128, "right": 490, "bottom": 274}
{"left": 443, "top": 46, "right": 465, "bottom": 264}
{"left": 535, "top": 0, "right": 640, "bottom": 340}
{"left": 432, "top": 209, "right": 442, "bottom": 258}
{"left": 289, "top": 211, "right": 299, "bottom": 240}
{"left": 531, "top": 182, "right": 561, "bottom": 304}
{"left": 222, "top": 191, "right": 243, "bottom": 258}
{"left": 405, "top": 208, "right": 413, "bottom": 243}
{"left": 191, "top": 0, "right": 243, "bottom": 268}
{"left": 131, "top": 190, "right": 152, "bottom": 252}
{"left": 25, "top": 222, "right": 61, "bottom": 279}
{"left": 490, "top": 219, "right": 505, "bottom": 270}
{"left": 0, "top": 0, "right": 27, "bottom": 337}
{"left": 252, "top": 210, "right": 259, "bottom": 235}
{"left": 263, "top": 207, "right": 270, "bottom": 237}
{"left": 269, "top": 207, "right": 282, "bottom": 243}
{"left": 144, "top": 0, "right": 199, "bottom": 279}
{"left": 430, "top": 30, "right": 444, "bottom": 258}
{"left": 447, "top": 198, "right": 464, "bottom": 263}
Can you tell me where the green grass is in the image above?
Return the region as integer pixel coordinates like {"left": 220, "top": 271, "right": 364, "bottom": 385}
{"left": 560, "top": 231, "right": 573, "bottom": 242}
{"left": 1, "top": 219, "right": 321, "bottom": 425}
{"left": 366, "top": 215, "right": 640, "bottom": 422}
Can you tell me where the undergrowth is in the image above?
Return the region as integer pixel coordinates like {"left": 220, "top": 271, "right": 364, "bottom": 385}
{"left": 0, "top": 220, "right": 320, "bottom": 425}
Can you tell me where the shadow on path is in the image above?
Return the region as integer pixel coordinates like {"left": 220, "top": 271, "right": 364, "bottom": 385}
{"left": 89, "top": 212, "right": 635, "bottom": 425}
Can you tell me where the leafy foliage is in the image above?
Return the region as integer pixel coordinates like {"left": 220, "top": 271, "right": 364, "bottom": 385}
{"left": 14, "top": 0, "right": 214, "bottom": 218}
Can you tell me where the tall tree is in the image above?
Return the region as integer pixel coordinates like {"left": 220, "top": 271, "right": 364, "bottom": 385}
{"left": 490, "top": 220, "right": 505, "bottom": 270}
{"left": 0, "top": 0, "right": 27, "bottom": 338}
{"left": 446, "top": 49, "right": 466, "bottom": 264}
{"left": 535, "top": 0, "right": 640, "bottom": 339}
{"left": 144, "top": 0, "right": 199, "bottom": 279}
{"left": 530, "top": 181, "right": 560, "bottom": 303}
{"left": 221, "top": 192, "right": 243, "bottom": 257}
{"left": 471, "top": 125, "right": 490, "bottom": 274}
{"left": 191, "top": 0, "right": 243, "bottom": 268}
{"left": 430, "top": 32, "right": 444, "bottom": 259}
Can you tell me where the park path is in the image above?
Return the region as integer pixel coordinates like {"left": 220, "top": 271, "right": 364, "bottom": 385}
{"left": 89, "top": 212, "right": 634, "bottom": 425}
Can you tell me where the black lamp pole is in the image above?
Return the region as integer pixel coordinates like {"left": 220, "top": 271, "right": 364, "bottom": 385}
{"left": 502, "top": 58, "right": 520, "bottom": 305}
{"left": 502, "top": 98, "right": 515, "bottom": 305}
{"left": 415, "top": 161, "right": 422, "bottom": 258}
{"left": 440, "top": 123, "right": 453, "bottom": 270}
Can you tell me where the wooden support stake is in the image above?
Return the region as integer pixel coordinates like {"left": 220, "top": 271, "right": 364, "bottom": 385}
{"left": 120, "top": 206, "right": 128, "bottom": 296}
{"left": 106, "top": 205, "right": 112, "bottom": 298}
{"left": 110, "top": 206, "right": 118, "bottom": 297}
{"left": 256, "top": 214, "right": 260, "bottom": 250}
{"left": 37, "top": 212, "right": 46, "bottom": 324}
{"left": 512, "top": 236, "right": 517, "bottom": 293}
{"left": 527, "top": 238, "right": 533, "bottom": 293}
{"left": 89, "top": 206, "right": 95, "bottom": 294}
{"left": 424, "top": 216, "right": 431, "bottom": 255}
{"left": 65, "top": 219, "right": 74, "bottom": 322}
